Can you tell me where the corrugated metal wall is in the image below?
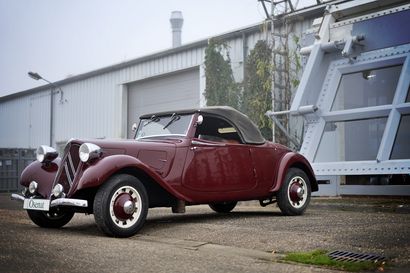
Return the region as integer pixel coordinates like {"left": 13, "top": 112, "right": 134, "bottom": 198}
{"left": 0, "top": 18, "right": 315, "bottom": 149}
{"left": 0, "top": 90, "right": 50, "bottom": 148}
{"left": 127, "top": 68, "right": 200, "bottom": 138}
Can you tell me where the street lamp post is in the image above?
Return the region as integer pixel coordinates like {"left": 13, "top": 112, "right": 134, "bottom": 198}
{"left": 27, "top": 71, "right": 63, "bottom": 147}
{"left": 28, "top": 71, "right": 64, "bottom": 97}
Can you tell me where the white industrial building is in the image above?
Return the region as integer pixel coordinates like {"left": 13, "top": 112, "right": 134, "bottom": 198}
{"left": 1, "top": 0, "right": 409, "bottom": 196}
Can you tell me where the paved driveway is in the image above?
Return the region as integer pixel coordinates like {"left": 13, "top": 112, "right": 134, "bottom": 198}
{"left": 0, "top": 194, "right": 409, "bottom": 273}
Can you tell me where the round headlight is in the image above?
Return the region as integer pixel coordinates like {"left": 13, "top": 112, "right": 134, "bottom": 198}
{"left": 29, "top": 181, "right": 38, "bottom": 194}
{"left": 52, "top": 184, "right": 64, "bottom": 197}
{"left": 36, "top": 145, "right": 58, "bottom": 163}
{"left": 79, "top": 143, "right": 102, "bottom": 163}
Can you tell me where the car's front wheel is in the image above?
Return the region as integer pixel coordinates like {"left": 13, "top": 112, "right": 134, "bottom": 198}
{"left": 209, "top": 201, "right": 237, "bottom": 213}
{"left": 277, "top": 168, "right": 311, "bottom": 216}
{"left": 27, "top": 208, "right": 74, "bottom": 228}
{"left": 93, "top": 174, "right": 148, "bottom": 237}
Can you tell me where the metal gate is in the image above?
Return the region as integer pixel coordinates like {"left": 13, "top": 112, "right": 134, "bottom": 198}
{"left": 0, "top": 149, "right": 36, "bottom": 192}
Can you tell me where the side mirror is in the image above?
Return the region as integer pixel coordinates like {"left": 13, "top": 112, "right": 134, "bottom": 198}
{"left": 131, "top": 123, "right": 138, "bottom": 132}
{"left": 195, "top": 115, "right": 203, "bottom": 126}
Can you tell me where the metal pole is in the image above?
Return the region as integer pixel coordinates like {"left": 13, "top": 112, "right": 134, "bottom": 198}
{"left": 50, "top": 88, "right": 54, "bottom": 147}
{"left": 38, "top": 78, "right": 62, "bottom": 147}
{"left": 271, "top": 1, "right": 276, "bottom": 142}
{"left": 27, "top": 72, "right": 63, "bottom": 147}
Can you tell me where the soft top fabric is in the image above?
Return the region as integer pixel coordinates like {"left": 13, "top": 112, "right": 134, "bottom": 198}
{"left": 140, "top": 106, "right": 266, "bottom": 145}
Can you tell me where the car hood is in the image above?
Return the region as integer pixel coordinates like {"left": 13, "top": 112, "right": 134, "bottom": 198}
{"left": 65, "top": 138, "right": 181, "bottom": 177}
{"left": 67, "top": 138, "right": 181, "bottom": 154}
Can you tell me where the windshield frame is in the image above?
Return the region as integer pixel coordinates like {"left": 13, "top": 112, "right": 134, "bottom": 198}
{"left": 135, "top": 113, "right": 195, "bottom": 140}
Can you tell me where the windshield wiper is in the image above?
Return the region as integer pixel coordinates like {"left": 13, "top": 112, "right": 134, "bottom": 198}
{"left": 163, "top": 113, "right": 180, "bottom": 130}
{"left": 143, "top": 115, "right": 160, "bottom": 127}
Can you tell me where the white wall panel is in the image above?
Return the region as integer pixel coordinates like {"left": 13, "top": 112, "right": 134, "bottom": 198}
{"left": 29, "top": 92, "right": 51, "bottom": 147}
{"left": 0, "top": 90, "right": 50, "bottom": 148}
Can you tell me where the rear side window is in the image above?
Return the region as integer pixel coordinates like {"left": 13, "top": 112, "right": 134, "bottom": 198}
{"left": 195, "top": 116, "right": 242, "bottom": 144}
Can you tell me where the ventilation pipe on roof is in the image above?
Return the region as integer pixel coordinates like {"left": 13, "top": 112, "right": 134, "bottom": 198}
{"left": 170, "top": 11, "right": 183, "bottom": 48}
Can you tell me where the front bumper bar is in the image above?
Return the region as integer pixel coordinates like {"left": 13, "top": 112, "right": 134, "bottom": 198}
{"left": 11, "top": 193, "right": 88, "bottom": 208}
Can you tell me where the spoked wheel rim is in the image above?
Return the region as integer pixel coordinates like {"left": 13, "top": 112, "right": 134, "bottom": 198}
{"left": 109, "top": 185, "right": 142, "bottom": 229}
{"left": 287, "top": 176, "right": 308, "bottom": 209}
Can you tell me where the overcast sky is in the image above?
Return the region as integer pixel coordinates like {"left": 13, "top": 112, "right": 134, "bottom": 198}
{"left": 0, "top": 0, "right": 316, "bottom": 97}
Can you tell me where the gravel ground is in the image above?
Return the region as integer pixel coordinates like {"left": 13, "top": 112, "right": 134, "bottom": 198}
{"left": 0, "top": 194, "right": 409, "bottom": 273}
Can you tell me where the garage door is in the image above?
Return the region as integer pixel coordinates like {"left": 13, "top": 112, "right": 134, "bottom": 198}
{"left": 127, "top": 68, "right": 200, "bottom": 138}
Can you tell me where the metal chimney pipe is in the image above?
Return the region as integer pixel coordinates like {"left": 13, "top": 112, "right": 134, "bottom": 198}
{"left": 170, "top": 11, "right": 183, "bottom": 47}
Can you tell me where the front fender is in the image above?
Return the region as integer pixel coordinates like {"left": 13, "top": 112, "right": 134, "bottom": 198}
{"left": 20, "top": 159, "right": 61, "bottom": 198}
{"left": 75, "top": 155, "right": 186, "bottom": 200}
{"left": 271, "top": 152, "right": 317, "bottom": 192}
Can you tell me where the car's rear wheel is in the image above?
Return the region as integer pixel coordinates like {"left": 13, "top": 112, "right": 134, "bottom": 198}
{"left": 209, "top": 201, "right": 237, "bottom": 213}
{"left": 27, "top": 208, "right": 74, "bottom": 228}
{"left": 277, "top": 168, "right": 311, "bottom": 216}
{"left": 93, "top": 174, "right": 148, "bottom": 237}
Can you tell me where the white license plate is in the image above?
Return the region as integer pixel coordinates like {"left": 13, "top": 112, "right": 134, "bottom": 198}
{"left": 23, "top": 199, "right": 50, "bottom": 211}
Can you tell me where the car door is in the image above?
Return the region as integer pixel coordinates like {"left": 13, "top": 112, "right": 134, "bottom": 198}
{"left": 182, "top": 115, "right": 256, "bottom": 192}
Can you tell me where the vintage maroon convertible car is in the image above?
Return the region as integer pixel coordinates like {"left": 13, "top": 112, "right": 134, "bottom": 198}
{"left": 11, "top": 106, "right": 317, "bottom": 237}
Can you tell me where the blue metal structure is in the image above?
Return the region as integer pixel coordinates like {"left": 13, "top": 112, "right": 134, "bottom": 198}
{"left": 287, "top": 0, "right": 410, "bottom": 195}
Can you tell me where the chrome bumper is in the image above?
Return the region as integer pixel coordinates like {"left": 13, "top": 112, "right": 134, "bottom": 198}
{"left": 11, "top": 194, "right": 88, "bottom": 208}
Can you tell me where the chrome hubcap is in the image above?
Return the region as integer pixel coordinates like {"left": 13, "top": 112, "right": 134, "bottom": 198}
{"left": 123, "top": 200, "right": 135, "bottom": 215}
{"left": 296, "top": 187, "right": 304, "bottom": 198}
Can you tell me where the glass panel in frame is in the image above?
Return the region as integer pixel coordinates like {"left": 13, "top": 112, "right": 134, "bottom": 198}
{"left": 314, "top": 117, "right": 388, "bottom": 162}
{"left": 390, "top": 114, "right": 410, "bottom": 159}
{"left": 331, "top": 65, "right": 402, "bottom": 111}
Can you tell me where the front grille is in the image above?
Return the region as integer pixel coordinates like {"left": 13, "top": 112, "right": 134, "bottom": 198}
{"left": 54, "top": 143, "right": 81, "bottom": 195}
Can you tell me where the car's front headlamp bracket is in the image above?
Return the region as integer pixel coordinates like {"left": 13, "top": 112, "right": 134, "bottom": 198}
{"left": 79, "top": 143, "right": 102, "bottom": 163}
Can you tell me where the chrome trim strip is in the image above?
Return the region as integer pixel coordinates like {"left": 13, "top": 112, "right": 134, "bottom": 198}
{"left": 11, "top": 193, "right": 25, "bottom": 202}
{"left": 67, "top": 152, "right": 75, "bottom": 176}
{"left": 64, "top": 162, "right": 73, "bottom": 186}
{"left": 191, "top": 140, "right": 226, "bottom": 147}
{"left": 50, "top": 198, "right": 88, "bottom": 208}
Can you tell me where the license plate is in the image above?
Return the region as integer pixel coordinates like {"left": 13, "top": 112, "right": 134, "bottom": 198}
{"left": 23, "top": 199, "right": 50, "bottom": 211}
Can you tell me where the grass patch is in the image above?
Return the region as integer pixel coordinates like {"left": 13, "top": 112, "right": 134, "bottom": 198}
{"left": 282, "top": 250, "right": 383, "bottom": 272}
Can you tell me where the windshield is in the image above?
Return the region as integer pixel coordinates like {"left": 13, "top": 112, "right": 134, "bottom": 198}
{"left": 135, "top": 114, "right": 193, "bottom": 139}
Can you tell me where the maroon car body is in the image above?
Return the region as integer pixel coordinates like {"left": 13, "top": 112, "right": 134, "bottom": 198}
{"left": 12, "top": 106, "right": 317, "bottom": 237}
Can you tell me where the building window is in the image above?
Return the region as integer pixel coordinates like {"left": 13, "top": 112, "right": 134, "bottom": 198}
{"left": 314, "top": 117, "right": 387, "bottom": 162}
{"left": 406, "top": 85, "right": 410, "bottom": 102}
{"left": 390, "top": 114, "right": 410, "bottom": 159}
{"left": 331, "top": 65, "right": 402, "bottom": 111}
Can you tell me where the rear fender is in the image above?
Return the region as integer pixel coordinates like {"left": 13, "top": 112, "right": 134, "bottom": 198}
{"left": 20, "top": 159, "right": 61, "bottom": 198}
{"left": 76, "top": 154, "right": 186, "bottom": 200}
{"left": 271, "top": 152, "right": 318, "bottom": 192}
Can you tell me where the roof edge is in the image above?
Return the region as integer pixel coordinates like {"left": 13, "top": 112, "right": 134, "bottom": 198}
{"left": 0, "top": 1, "right": 336, "bottom": 103}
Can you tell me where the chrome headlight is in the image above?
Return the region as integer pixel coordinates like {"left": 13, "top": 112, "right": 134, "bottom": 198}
{"left": 79, "top": 143, "right": 102, "bottom": 163}
{"left": 36, "top": 145, "right": 58, "bottom": 163}
{"left": 52, "top": 184, "right": 64, "bottom": 198}
{"left": 29, "top": 181, "right": 38, "bottom": 194}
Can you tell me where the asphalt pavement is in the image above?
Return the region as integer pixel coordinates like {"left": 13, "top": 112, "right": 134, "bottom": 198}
{"left": 0, "top": 193, "right": 409, "bottom": 273}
